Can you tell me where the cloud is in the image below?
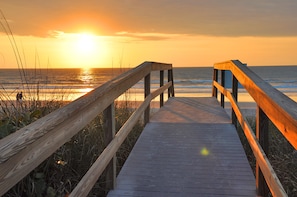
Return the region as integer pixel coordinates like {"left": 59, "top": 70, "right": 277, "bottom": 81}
{"left": 1, "top": 0, "right": 297, "bottom": 37}
{"left": 47, "top": 30, "right": 65, "bottom": 38}
{"left": 115, "top": 31, "right": 185, "bottom": 41}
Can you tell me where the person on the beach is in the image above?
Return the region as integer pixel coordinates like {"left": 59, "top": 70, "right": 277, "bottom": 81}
{"left": 19, "top": 92, "right": 23, "bottom": 103}
{"left": 16, "top": 92, "right": 23, "bottom": 107}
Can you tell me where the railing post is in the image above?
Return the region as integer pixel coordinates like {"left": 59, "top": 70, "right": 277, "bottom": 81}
{"left": 220, "top": 70, "right": 225, "bottom": 108}
{"left": 160, "top": 70, "right": 164, "bottom": 107}
{"left": 256, "top": 106, "right": 269, "bottom": 197}
{"left": 103, "top": 103, "right": 116, "bottom": 192}
{"left": 168, "top": 69, "right": 175, "bottom": 98}
{"left": 232, "top": 74, "right": 238, "bottom": 127}
{"left": 144, "top": 73, "right": 151, "bottom": 124}
{"left": 212, "top": 69, "right": 218, "bottom": 98}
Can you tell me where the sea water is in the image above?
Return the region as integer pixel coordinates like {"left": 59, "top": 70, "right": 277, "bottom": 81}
{"left": 0, "top": 66, "right": 296, "bottom": 103}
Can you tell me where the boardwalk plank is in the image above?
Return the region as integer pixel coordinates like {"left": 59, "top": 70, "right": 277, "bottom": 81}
{"left": 108, "top": 97, "right": 256, "bottom": 197}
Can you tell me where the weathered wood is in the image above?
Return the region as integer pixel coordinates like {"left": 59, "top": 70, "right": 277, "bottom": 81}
{"left": 220, "top": 70, "right": 225, "bottom": 108}
{"left": 256, "top": 106, "right": 269, "bottom": 197}
{"left": 214, "top": 79, "right": 287, "bottom": 197}
{"left": 171, "top": 69, "right": 175, "bottom": 97}
{"left": 214, "top": 60, "right": 297, "bottom": 149}
{"left": 232, "top": 74, "right": 238, "bottom": 127}
{"left": 168, "top": 69, "right": 175, "bottom": 97}
{"left": 213, "top": 61, "right": 289, "bottom": 197}
{"left": 150, "top": 61, "right": 172, "bottom": 71}
{"left": 144, "top": 74, "right": 151, "bottom": 125}
{"left": 151, "top": 81, "right": 172, "bottom": 99}
{"left": 0, "top": 61, "right": 173, "bottom": 196}
{"left": 160, "top": 70, "right": 164, "bottom": 107}
{"left": 108, "top": 97, "right": 256, "bottom": 196}
{"left": 230, "top": 93, "right": 285, "bottom": 197}
{"left": 104, "top": 103, "right": 116, "bottom": 192}
{"left": 212, "top": 69, "right": 218, "bottom": 98}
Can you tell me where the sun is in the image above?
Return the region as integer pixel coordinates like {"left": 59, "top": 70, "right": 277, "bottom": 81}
{"left": 75, "top": 33, "right": 96, "bottom": 54}
{"left": 59, "top": 31, "right": 109, "bottom": 68}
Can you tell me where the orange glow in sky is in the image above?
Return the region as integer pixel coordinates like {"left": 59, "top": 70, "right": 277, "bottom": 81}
{"left": 1, "top": 1, "right": 297, "bottom": 68}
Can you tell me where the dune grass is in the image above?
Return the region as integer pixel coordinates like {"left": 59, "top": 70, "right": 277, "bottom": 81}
{"left": 236, "top": 117, "right": 297, "bottom": 196}
{"left": 2, "top": 99, "right": 143, "bottom": 197}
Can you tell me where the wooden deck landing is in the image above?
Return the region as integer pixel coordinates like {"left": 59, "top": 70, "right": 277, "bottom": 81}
{"left": 108, "top": 97, "right": 256, "bottom": 197}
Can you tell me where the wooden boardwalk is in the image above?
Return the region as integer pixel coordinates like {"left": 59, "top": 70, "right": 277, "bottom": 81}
{"left": 108, "top": 97, "right": 256, "bottom": 197}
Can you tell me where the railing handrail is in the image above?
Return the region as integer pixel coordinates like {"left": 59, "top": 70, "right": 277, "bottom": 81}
{"left": 214, "top": 60, "right": 297, "bottom": 148}
{"left": 212, "top": 60, "right": 297, "bottom": 197}
{"left": 0, "top": 61, "right": 174, "bottom": 196}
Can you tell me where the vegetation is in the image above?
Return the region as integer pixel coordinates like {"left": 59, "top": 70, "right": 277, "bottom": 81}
{"left": 237, "top": 117, "right": 297, "bottom": 197}
{"left": 1, "top": 98, "right": 143, "bottom": 197}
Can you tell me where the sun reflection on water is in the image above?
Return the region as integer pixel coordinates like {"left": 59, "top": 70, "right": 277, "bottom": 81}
{"left": 76, "top": 68, "right": 95, "bottom": 96}
{"left": 80, "top": 68, "right": 94, "bottom": 84}
{"left": 78, "top": 87, "right": 94, "bottom": 93}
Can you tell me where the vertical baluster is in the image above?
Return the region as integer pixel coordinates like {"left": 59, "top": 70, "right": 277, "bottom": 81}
{"left": 212, "top": 69, "right": 218, "bottom": 98}
{"left": 220, "top": 70, "right": 225, "bottom": 108}
{"left": 232, "top": 74, "right": 238, "bottom": 127}
{"left": 144, "top": 73, "right": 151, "bottom": 124}
{"left": 168, "top": 69, "right": 175, "bottom": 98}
{"left": 171, "top": 69, "right": 175, "bottom": 97}
{"left": 160, "top": 70, "right": 164, "bottom": 107}
{"left": 256, "top": 106, "right": 269, "bottom": 197}
{"left": 103, "top": 103, "right": 116, "bottom": 191}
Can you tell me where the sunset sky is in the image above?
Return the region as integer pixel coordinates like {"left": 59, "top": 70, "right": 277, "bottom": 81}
{"left": 1, "top": 1, "right": 297, "bottom": 68}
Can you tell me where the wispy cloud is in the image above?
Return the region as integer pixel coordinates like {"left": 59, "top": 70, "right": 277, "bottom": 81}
{"left": 115, "top": 32, "right": 186, "bottom": 41}
{"left": 47, "top": 30, "right": 65, "bottom": 38}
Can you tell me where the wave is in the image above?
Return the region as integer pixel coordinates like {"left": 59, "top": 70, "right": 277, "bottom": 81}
{"left": 1, "top": 67, "right": 297, "bottom": 102}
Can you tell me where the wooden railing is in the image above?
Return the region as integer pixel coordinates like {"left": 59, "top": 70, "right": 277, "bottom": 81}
{"left": 0, "top": 61, "right": 174, "bottom": 196}
{"left": 212, "top": 60, "right": 297, "bottom": 197}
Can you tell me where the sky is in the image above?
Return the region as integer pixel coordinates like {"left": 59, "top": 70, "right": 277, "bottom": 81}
{"left": 1, "top": 0, "right": 297, "bottom": 68}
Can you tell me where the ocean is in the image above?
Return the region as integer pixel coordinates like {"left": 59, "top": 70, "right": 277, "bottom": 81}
{"left": 0, "top": 66, "right": 297, "bottom": 103}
